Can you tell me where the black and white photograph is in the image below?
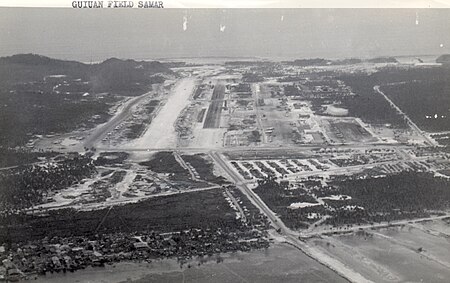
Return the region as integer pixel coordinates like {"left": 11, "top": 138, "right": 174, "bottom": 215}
{"left": 1, "top": 1, "right": 450, "bottom": 282}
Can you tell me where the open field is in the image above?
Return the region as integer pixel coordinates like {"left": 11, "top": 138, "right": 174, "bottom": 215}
{"left": 309, "top": 221, "right": 450, "bottom": 283}
{"left": 413, "top": 217, "right": 450, "bottom": 235}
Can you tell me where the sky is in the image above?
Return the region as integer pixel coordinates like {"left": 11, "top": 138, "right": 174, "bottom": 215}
{"left": 0, "top": 8, "right": 449, "bottom": 62}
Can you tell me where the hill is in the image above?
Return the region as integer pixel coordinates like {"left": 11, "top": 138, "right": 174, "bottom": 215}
{"left": 0, "top": 54, "right": 173, "bottom": 147}
{"left": 285, "top": 58, "right": 363, "bottom": 67}
{"left": 0, "top": 54, "right": 172, "bottom": 94}
{"left": 366, "top": 57, "right": 398, "bottom": 63}
{"left": 90, "top": 57, "right": 170, "bottom": 93}
{"left": 436, "top": 54, "right": 450, "bottom": 64}
{"left": 0, "top": 54, "right": 84, "bottom": 67}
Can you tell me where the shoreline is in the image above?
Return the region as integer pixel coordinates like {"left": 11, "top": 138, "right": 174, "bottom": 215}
{"left": 28, "top": 243, "right": 347, "bottom": 283}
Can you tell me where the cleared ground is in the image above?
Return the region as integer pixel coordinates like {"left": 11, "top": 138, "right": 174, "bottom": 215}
{"left": 323, "top": 118, "right": 377, "bottom": 144}
{"left": 309, "top": 222, "right": 450, "bottom": 283}
{"left": 131, "top": 77, "right": 196, "bottom": 149}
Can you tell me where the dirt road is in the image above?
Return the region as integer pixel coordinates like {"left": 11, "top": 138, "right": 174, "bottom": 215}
{"left": 374, "top": 85, "right": 435, "bottom": 146}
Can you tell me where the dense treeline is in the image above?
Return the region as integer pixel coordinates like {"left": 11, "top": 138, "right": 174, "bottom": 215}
{"left": 139, "top": 152, "right": 188, "bottom": 175}
{"left": 335, "top": 172, "right": 450, "bottom": 212}
{"left": 253, "top": 172, "right": 450, "bottom": 229}
{"left": 255, "top": 177, "right": 318, "bottom": 207}
{"left": 382, "top": 80, "right": 450, "bottom": 131}
{"left": 325, "top": 172, "right": 450, "bottom": 226}
{"left": 0, "top": 189, "right": 240, "bottom": 243}
{"left": 181, "top": 154, "right": 228, "bottom": 184}
{"left": 339, "top": 66, "right": 450, "bottom": 128}
{"left": 339, "top": 75, "right": 407, "bottom": 127}
{"left": 94, "top": 152, "right": 129, "bottom": 166}
{"left": 254, "top": 177, "right": 322, "bottom": 229}
{"left": 0, "top": 91, "right": 117, "bottom": 147}
{"left": 0, "top": 148, "right": 56, "bottom": 168}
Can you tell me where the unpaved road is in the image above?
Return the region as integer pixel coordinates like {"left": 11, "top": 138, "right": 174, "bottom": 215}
{"left": 374, "top": 85, "right": 435, "bottom": 146}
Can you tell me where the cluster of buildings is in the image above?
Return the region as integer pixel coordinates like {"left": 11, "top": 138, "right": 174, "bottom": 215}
{"left": 0, "top": 227, "right": 269, "bottom": 281}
